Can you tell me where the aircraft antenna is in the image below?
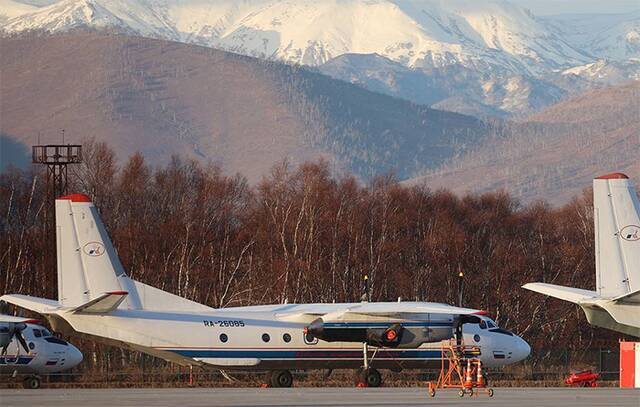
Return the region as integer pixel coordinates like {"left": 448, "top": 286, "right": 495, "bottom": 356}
{"left": 361, "top": 275, "right": 370, "bottom": 302}
{"left": 457, "top": 271, "right": 464, "bottom": 307}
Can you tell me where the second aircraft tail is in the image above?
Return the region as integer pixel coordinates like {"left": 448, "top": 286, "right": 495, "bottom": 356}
{"left": 593, "top": 173, "right": 640, "bottom": 299}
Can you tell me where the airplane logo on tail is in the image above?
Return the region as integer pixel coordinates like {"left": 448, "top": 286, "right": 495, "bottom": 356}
{"left": 620, "top": 225, "right": 640, "bottom": 242}
{"left": 83, "top": 242, "right": 105, "bottom": 256}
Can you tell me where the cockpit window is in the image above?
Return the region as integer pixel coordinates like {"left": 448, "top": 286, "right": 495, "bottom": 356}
{"left": 487, "top": 320, "right": 496, "bottom": 328}
{"left": 32, "top": 329, "right": 42, "bottom": 337}
{"left": 479, "top": 320, "right": 487, "bottom": 329}
{"left": 41, "top": 329, "right": 52, "bottom": 337}
{"left": 44, "top": 337, "right": 68, "bottom": 346}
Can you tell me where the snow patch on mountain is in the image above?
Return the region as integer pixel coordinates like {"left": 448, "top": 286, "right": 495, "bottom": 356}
{"left": 0, "top": 0, "right": 37, "bottom": 22}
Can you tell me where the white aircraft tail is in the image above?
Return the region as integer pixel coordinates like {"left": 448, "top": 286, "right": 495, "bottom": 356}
{"left": 55, "top": 194, "right": 211, "bottom": 313}
{"left": 593, "top": 173, "right": 640, "bottom": 298}
{"left": 55, "top": 194, "right": 141, "bottom": 309}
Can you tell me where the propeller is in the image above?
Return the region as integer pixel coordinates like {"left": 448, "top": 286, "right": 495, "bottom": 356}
{"left": 0, "top": 322, "right": 29, "bottom": 355}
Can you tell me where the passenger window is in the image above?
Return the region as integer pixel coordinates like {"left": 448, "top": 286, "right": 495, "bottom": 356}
{"left": 262, "top": 333, "right": 270, "bottom": 343}
{"left": 283, "top": 333, "right": 291, "bottom": 343}
{"left": 219, "top": 333, "right": 228, "bottom": 343}
{"left": 479, "top": 320, "right": 487, "bottom": 329}
{"left": 32, "top": 329, "right": 42, "bottom": 338}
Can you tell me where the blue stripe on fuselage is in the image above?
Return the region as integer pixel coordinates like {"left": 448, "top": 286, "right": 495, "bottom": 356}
{"left": 0, "top": 356, "right": 35, "bottom": 365}
{"left": 168, "top": 349, "right": 443, "bottom": 359}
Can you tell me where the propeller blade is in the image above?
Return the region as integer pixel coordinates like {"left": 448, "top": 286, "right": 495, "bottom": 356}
{"left": 15, "top": 331, "right": 29, "bottom": 354}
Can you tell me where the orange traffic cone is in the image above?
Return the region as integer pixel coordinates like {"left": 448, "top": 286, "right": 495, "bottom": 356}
{"left": 476, "top": 360, "right": 486, "bottom": 388}
{"left": 463, "top": 359, "right": 474, "bottom": 389}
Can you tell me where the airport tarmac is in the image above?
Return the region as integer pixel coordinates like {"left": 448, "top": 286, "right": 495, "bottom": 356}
{"left": 0, "top": 387, "right": 638, "bottom": 407}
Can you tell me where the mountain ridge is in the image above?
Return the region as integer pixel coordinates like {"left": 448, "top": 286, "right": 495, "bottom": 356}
{"left": 407, "top": 81, "right": 640, "bottom": 204}
{"left": 0, "top": 32, "right": 486, "bottom": 181}
{"left": 2, "top": 0, "right": 638, "bottom": 116}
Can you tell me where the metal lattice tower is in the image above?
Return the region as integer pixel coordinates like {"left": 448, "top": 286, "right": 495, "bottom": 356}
{"left": 32, "top": 144, "right": 83, "bottom": 201}
{"left": 32, "top": 144, "right": 83, "bottom": 299}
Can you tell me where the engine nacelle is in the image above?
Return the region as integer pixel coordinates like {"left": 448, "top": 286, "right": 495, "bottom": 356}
{"left": 305, "top": 318, "right": 454, "bottom": 348}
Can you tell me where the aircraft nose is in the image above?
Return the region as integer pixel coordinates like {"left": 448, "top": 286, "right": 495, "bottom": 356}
{"left": 67, "top": 344, "right": 83, "bottom": 368}
{"left": 513, "top": 336, "right": 531, "bottom": 362}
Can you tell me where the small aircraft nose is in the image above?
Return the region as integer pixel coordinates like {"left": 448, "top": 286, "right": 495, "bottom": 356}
{"left": 513, "top": 336, "right": 531, "bottom": 362}
{"left": 67, "top": 344, "right": 83, "bottom": 368}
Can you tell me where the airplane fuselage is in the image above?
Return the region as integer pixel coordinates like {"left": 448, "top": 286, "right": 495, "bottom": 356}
{"left": 45, "top": 303, "right": 530, "bottom": 371}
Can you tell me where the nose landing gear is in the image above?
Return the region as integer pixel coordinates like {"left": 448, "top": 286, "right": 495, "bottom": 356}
{"left": 355, "top": 342, "right": 383, "bottom": 387}
{"left": 357, "top": 367, "right": 382, "bottom": 387}
{"left": 22, "top": 375, "right": 41, "bottom": 389}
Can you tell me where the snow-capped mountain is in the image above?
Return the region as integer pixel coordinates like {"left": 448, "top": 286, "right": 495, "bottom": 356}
{"left": 545, "top": 12, "right": 640, "bottom": 61}
{"left": 1, "top": 0, "right": 638, "bottom": 116}
{"left": 0, "top": 0, "right": 592, "bottom": 72}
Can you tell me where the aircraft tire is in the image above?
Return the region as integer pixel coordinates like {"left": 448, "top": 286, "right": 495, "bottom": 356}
{"left": 359, "top": 368, "right": 382, "bottom": 388}
{"left": 269, "top": 370, "right": 293, "bottom": 388}
{"left": 23, "top": 376, "right": 41, "bottom": 389}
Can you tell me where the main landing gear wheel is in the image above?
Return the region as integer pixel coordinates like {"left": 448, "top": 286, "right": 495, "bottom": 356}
{"left": 268, "top": 370, "right": 293, "bottom": 388}
{"left": 23, "top": 376, "right": 41, "bottom": 389}
{"left": 358, "top": 368, "right": 382, "bottom": 388}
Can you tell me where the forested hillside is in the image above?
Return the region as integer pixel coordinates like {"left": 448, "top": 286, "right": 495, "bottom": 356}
{"left": 0, "top": 32, "right": 485, "bottom": 182}
{"left": 410, "top": 82, "right": 640, "bottom": 204}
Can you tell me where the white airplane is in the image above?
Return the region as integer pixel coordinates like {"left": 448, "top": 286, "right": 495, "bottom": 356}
{"left": 524, "top": 173, "right": 640, "bottom": 338}
{"left": 1, "top": 193, "right": 530, "bottom": 387}
{"left": 0, "top": 314, "right": 83, "bottom": 388}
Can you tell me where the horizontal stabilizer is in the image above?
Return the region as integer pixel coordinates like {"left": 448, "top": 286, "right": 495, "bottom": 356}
{"left": 0, "top": 294, "right": 62, "bottom": 314}
{"left": 522, "top": 283, "right": 599, "bottom": 304}
{"left": 0, "top": 315, "right": 41, "bottom": 324}
{"left": 613, "top": 289, "right": 640, "bottom": 304}
{"left": 71, "top": 291, "right": 128, "bottom": 314}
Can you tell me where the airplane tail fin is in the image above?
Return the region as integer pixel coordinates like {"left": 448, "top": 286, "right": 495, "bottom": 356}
{"left": 55, "top": 194, "right": 141, "bottom": 309}
{"left": 593, "top": 173, "right": 640, "bottom": 298}
{"left": 55, "top": 194, "right": 212, "bottom": 313}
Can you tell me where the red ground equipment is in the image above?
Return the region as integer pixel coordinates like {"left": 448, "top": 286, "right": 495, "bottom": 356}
{"left": 565, "top": 370, "right": 599, "bottom": 387}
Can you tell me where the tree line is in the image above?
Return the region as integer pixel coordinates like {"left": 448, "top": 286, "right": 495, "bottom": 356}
{"left": 0, "top": 140, "right": 624, "bottom": 370}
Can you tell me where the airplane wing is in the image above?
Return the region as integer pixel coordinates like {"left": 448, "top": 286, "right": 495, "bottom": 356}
{"left": 276, "top": 302, "right": 480, "bottom": 322}
{"left": 344, "top": 302, "right": 480, "bottom": 316}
